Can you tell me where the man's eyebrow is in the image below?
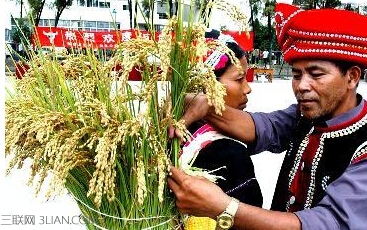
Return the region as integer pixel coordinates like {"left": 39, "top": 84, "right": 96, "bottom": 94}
{"left": 291, "top": 67, "right": 301, "bottom": 73}
{"left": 292, "top": 67, "right": 302, "bottom": 73}
{"left": 306, "top": 65, "right": 326, "bottom": 71}
{"left": 292, "top": 65, "right": 326, "bottom": 72}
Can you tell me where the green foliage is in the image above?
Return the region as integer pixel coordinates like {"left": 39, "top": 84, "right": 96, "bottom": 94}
{"left": 248, "top": 0, "right": 278, "bottom": 51}
{"left": 292, "top": 0, "right": 341, "bottom": 9}
{"left": 263, "top": 0, "right": 275, "bottom": 16}
{"left": 11, "top": 17, "right": 32, "bottom": 45}
{"left": 141, "top": 0, "right": 155, "bottom": 17}
{"left": 27, "top": 0, "right": 46, "bottom": 26}
{"left": 253, "top": 19, "right": 278, "bottom": 51}
{"left": 195, "top": 0, "right": 211, "bottom": 23}
{"left": 53, "top": 0, "right": 73, "bottom": 26}
{"left": 362, "top": 5, "right": 367, "bottom": 15}
{"left": 54, "top": 0, "right": 72, "bottom": 8}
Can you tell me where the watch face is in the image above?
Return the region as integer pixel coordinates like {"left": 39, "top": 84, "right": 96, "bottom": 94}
{"left": 218, "top": 213, "right": 234, "bottom": 229}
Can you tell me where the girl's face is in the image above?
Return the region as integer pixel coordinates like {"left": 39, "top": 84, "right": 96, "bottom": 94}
{"left": 219, "top": 57, "right": 252, "bottom": 110}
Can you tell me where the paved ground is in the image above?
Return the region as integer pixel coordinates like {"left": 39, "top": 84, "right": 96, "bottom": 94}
{"left": 2, "top": 77, "right": 367, "bottom": 229}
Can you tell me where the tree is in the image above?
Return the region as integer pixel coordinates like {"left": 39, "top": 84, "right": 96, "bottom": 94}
{"left": 323, "top": 0, "right": 341, "bottom": 8}
{"left": 344, "top": 2, "right": 366, "bottom": 13}
{"left": 166, "top": 0, "right": 178, "bottom": 17}
{"left": 141, "top": 0, "right": 156, "bottom": 30}
{"left": 134, "top": 0, "right": 138, "bottom": 28}
{"left": 263, "top": 0, "right": 276, "bottom": 64}
{"left": 252, "top": 18, "right": 278, "bottom": 52}
{"left": 53, "top": 0, "right": 73, "bottom": 27}
{"left": 292, "top": 0, "right": 341, "bottom": 9}
{"left": 195, "top": 0, "right": 211, "bottom": 26}
{"left": 11, "top": 16, "right": 33, "bottom": 57}
{"left": 127, "top": 0, "right": 133, "bottom": 29}
{"left": 27, "top": 0, "right": 46, "bottom": 26}
{"left": 11, "top": 17, "right": 32, "bottom": 44}
{"left": 361, "top": 5, "right": 367, "bottom": 15}
{"left": 248, "top": 0, "right": 261, "bottom": 36}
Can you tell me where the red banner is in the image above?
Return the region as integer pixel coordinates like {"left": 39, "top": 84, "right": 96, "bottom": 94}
{"left": 222, "top": 30, "right": 254, "bottom": 51}
{"left": 33, "top": 27, "right": 253, "bottom": 51}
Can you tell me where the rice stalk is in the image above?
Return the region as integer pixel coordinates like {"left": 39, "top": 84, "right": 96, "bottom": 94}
{"left": 5, "top": 0, "right": 249, "bottom": 229}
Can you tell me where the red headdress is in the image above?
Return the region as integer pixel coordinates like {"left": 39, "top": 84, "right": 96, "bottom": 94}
{"left": 275, "top": 3, "right": 367, "bottom": 67}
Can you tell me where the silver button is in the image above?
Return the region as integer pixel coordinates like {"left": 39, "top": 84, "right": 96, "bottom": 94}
{"left": 301, "top": 162, "right": 305, "bottom": 170}
{"left": 289, "top": 196, "right": 296, "bottom": 205}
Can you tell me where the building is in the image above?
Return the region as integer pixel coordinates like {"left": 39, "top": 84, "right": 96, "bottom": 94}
{"left": 5, "top": 0, "right": 194, "bottom": 37}
{"left": 5, "top": 0, "right": 254, "bottom": 53}
{"left": 5, "top": 0, "right": 195, "bottom": 53}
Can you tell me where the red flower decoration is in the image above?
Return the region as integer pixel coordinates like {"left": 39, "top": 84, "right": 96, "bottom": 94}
{"left": 215, "top": 54, "right": 229, "bottom": 70}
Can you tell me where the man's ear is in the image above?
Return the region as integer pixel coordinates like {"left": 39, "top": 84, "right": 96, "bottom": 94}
{"left": 347, "top": 66, "right": 361, "bottom": 89}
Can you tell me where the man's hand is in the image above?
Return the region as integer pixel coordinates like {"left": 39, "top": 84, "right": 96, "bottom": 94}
{"left": 168, "top": 93, "right": 211, "bottom": 139}
{"left": 167, "top": 166, "right": 231, "bottom": 220}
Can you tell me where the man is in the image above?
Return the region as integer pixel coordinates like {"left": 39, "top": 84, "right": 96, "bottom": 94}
{"left": 262, "top": 50, "right": 269, "bottom": 66}
{"left": 168, "top": 3, "right": 367, "bottom": 230}
{"left": 252, "top": 48, "right": 260, "bottom": 64}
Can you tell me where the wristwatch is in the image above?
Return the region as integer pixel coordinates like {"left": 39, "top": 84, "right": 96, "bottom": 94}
{"left": 216, "top": 197, "right": 240, "bottom": 230}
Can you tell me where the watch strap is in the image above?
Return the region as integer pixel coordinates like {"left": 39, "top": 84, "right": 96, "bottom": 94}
{"left": 225, "top": 198, "right": 240, "bottom": 216}
{"left": 215, "top": 197, "right": 240, "bottom": 230}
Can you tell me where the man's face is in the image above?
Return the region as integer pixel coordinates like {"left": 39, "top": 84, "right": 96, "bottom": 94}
{"left": 291, "top": 59, "right": 353, "bottom": 120}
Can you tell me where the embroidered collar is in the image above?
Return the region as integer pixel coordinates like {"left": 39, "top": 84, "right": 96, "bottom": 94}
{"left": 179, "top": 124, "right": 246, "bottom": 170}
{"left": 325, "top": 95, "right": 365, "bottom": 127}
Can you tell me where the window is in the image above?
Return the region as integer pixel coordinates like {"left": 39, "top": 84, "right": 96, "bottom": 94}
{"left": 38, "top": 19, "right": 45, "bottom": 26}
{"left": 111, "top": 23, "right": 121, "bottom": 30}
{"left": 123, "top": 5, "right": 128, "bottom": 10}
{"left": 58, "top": 20, "right": 70, "bottom": 27}
{"left": 32, "top": 15, "right": 120, "bottom": 33}
{"left": 97, "top": 21, "right": 110, "bottom": 29}
{"left": 158, "top": 13, "right": 168, "bottom": 19}
{"left": 157, "top": 1, "right": 166, "bottom": 10}
{"left": 71, "top": 20, "right": 80, "bottom": 28}
{"left": 155, "top": 25, "right": 165, "bottom": 32}
{"left": 43, "top": 19, "right": 56, "bottom": 26}
{"left": 84, "top": 21, "right": 97, "bottom": 28}
{"left": 87, "top": 0, "right": 98, "bottom": 7}
{"left": 99, "top": 2, "right": 110, "bottom": 8}
{"left": 5, "top": 29, "right": 11, "bottom": 42}
{"left": 77, "top": 0, "right": 85, "bottom": 6}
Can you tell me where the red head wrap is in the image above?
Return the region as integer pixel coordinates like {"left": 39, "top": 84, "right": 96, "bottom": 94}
{"left": 275, "top": 3, "right": 367, "bottom": 67}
